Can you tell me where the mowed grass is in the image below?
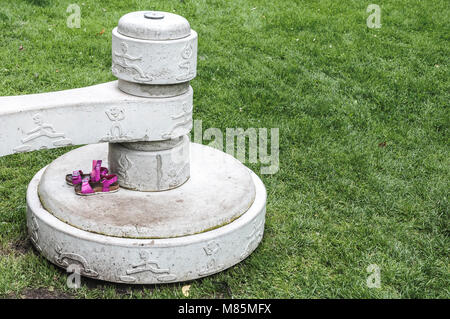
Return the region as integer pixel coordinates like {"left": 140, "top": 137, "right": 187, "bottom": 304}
{"left": 0, "top": 0, "right": 448, "bottom": 298}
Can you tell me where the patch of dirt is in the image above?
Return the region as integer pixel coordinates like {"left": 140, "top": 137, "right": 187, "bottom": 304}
{"left": 213, "top": 281, "right": 233, "bottom": 299}
{"left": 67, "top": 274, "right": 154, "bottom": 297}
{"left": 81, "top": 276, "right": 156, "bottom": 297}
{"left": 6, "top": 288, "right": 73, "bottom": 299}
{"left": 195, "top": 279, "right": 232, "bottom": 299}
{"left": 0, "top": 237, "right": 35, "bottom": 256}
{"left": 0, "top": 245, "right": 9, "bottom": 256}
{"left": 11, "top": 237, "right": 33, "bottom": 255}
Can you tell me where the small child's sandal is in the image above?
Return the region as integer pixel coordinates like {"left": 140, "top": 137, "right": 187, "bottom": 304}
{"left": 66, "top": 170, "right": 84, "bottom": 186}
{"left": 75, "top": 175, "right": 120, "bottom": 196}
{"left": 66, "top": 160, "right": 108, "bottom": 186}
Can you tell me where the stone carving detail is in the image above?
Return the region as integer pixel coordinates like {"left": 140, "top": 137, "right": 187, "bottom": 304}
{"left": 119, "top": 251, "right": 177, "bottom": 283}
{"left": 176, "top": 42, "right": 195, "bottom": 81}
{"left": 181, "top": 43, "right": 193, "bottom": 60}
{"left": 112, "top": 42, "right": 153, "bottom": 82}
{"left": 156, "top": 154, "right": 163, "bottom": 190}
{"left": 240, "top": 218, "right": 264, "bottom": 259}
{"left": 199, "top": 240, "right": 224, "bottom": 276}
{"left": 13, "top": 113, "right": 72, "bottom": 153}
{"left": 54, "top": 245, "right": 99, "bottom": 278}
{"left": 116, "top": 153, "right": 132, "bottom": 186}
{"left": 29, "top": 214, "right": 42, "bottom": 252}
{"left": 101, "top": 107, "right": 130, "bottom": 142}
{"left": 161, "top": 102, "right": 193, "bottom": 139}
{"left": 164, "top": 163, "right": 189, "bottom": 188}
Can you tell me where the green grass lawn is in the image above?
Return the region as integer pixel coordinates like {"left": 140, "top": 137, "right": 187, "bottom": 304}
{"left": 0, "top": 0, "right": 448, "bottom": 298}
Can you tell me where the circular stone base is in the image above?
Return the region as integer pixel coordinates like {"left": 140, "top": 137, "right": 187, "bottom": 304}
{"left": 38, "top": 143, "right": 256, "bottom": 238}
{"left": 27, "top": 144, "right": 266, "bottom": 284}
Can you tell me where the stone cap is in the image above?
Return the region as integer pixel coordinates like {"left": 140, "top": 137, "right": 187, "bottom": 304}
{"left": 117, "top": 11, "right": 191, "bottom": 41}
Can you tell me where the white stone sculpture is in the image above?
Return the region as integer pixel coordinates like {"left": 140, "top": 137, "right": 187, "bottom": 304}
{"left": 0, "top": 11, "right": 267, "bottom": 284}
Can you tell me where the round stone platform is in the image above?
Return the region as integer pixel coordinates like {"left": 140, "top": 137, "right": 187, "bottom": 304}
{"left": 27, "top": 143, "right": 266, "bottom": 284}
{"left": 38, "top": 143, "right": 256, "bottom": 238}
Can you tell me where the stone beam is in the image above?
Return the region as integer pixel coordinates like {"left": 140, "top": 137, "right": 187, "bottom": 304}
{"left": 0, "top": 81, "right": 193, "bottom": 157}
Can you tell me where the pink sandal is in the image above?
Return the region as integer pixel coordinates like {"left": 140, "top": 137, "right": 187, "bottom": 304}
{"left": 65, "top": 160, "right": 108, "bottom": 186}
{"left": 75, "top": 174, "right": 120, "bottom": 196}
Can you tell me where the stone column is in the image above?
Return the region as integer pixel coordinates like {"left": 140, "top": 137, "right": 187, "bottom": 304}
{"left": 108, "top": 11, "right": 197, "bottom": 191}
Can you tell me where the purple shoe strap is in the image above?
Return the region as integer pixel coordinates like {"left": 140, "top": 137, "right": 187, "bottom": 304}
{"left": 72, "top": 170, "right": 83, "bottom": 185}
{"left": 100, "top": 167, "right": 109, "bottom": 177}
{"left": 101, "top": 175, "right": 118, "bottom": 192}
{"left": 90, "top": 160, "right": 102, "bottom": 183}
{"left": 81, "top": 178, "right": 94, "bottom": 194}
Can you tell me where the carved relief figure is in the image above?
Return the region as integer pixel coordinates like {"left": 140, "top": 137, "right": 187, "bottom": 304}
{"left": 119, "top": 251, "right": 177, "bottom": 283}
{"left": 177, "top": 61, "right": 192, "bottom": 81}
{"left": 161, "top": 102, "right": 193, "bottom": 139}
{"left": 54, "top": 245, "right": 99, "bottom": 278}
{"left": 112, "top": 42, "right": 153, "bottom": 82}
{"left": 13, "top": 113, "right": 72, "bottom": 153}
{"left": 165, "top": 163, "right": 189, "bottom": 188}
{"left": 102, "top": 107, "right": 129, "bottom": 141}
{"left": 115, "top": 153, "right": 132, "bottom": 186}
{"left": 181, "top": 43, "right": 193, "bottom": 60}
{"left": 199, "top": 241, "right": 224, "bottom": 276}
{"left": 176, "top": 42, "right": 195, "bottom": 81}
{"left": 240, "top": 219, "right": 264, "bottom": 259}
{"left": 29, "top": 214, "right": 42, "bottom": 252}
{"left": 156, "top": 154, "right": 163, "bottom": 190}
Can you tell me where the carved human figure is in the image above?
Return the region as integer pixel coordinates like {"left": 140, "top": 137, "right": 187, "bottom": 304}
{"left": 21, "top": 114, "right": 65, "bottom": 143}
{"left": 126, "top": 251, "right": 171, "bottom": 275}
{"left": 105, "top": 107, "right": 126, "bottom": 139}
{"left": 113, "top": 42, "right": 152, "bottom": 81}
{"left": 161, "top": 102, "right": 192, "bottom": 139}
{"left": 13, "top": 113, "right": 72, "bottom": 153}
{"left": 119, "top": 250, "right": 177, "bottom": 283}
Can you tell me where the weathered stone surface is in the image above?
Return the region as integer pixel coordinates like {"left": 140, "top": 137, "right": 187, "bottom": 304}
{"left": 0, "top": 81, "right": 193, "bottom": 157}
{"left": 109, "top": 136, "right": 190, "bottom": 191}
{"left": 27, "top": 144, "right": 266, "bottom": 284}
{"left": 117, "top": 79, "right": 190, "bottom": 98}
{"left": 117, "top": 11, "right": 191, "bottom": 41}
{"left": 112, "top": 17, "right": 197, "bottom": 85}
{"left": 38, "top": 143, "right": 256, "bottom": 238}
